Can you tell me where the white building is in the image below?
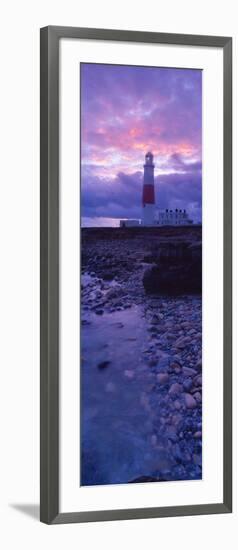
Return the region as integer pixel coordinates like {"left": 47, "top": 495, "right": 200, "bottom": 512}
{"left": 155, "top": 208, "right": 193, "bottom": 226}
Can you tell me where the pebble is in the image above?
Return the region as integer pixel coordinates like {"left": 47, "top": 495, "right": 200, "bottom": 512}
{"left": 195, "top": 360, "right": 202, "bottom": 371}
{"left": 171, "top": 413, "right": 183, "bottom": 426}
{"left": 174, "top": 336, "right": 191, "bottom": 349}
{"left": 182, "top": 366, "right": 197, "bottom": 377}
{"left": 157, "top": 372, "right": 169, "bottom": 384}
{"left": 194, "top": 374, "right": 202, "bottom": 386}
{"left": 166, "top": 425, "right": 178, "bottom": 442}
{"left": 184, "top": 393, "right": 197, "bottom": 409}
{"left": 168, "top": 383, "right": 183, "bottom": 396}
{"left": 193, "top": 454, "right": 202, "bottom": 466}
{"left": 194, "top": 431, "right": 202, "bottom": 439}
{"left": 151, "top": 314, "right": 160, "bottom": 324}
{"left": 83, "top": 236, "right": 202, "bottom": 483}
{"left": 194, "top": 391, "right": 202, "bottom": 403}
{"left": 183, "top": 377, "right": 193, "bottom": 392}
{"left": 169, "top": 362, "right": 182, "bottom": 374}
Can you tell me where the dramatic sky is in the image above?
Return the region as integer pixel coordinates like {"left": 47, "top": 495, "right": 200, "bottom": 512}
{"left": 81, "top": 63, "right": 202, "bottom": 226}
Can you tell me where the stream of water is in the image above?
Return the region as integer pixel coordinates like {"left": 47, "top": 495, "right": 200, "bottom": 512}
{"left": 81, "top": 306, "right": 163, "bottom": 485}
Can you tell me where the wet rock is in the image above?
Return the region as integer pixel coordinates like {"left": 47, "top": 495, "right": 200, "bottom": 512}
{"left": 183, "top": 377, "right": 193, "bottom": 392}
{"left": 172, "top": 443, "right": 184, "bottom": 463}
{"left": 171, "top": 413, "right": 183, "bottom": 427}
{"left": 193, "top": 453, "right": 202, "bottom": 467}
{"left": 103, "top": 272, "right": 115, "bottom": 281}
{"left": 184, "top": 393, "right": 197, "bottom": 409}
{"left": 143, "top": 254, "right": 157, "bottom": 264}
{"left": 194, "top": 374, "right": 202, "bottom": 387}
{"left": 97, "top": 360, "right": 111, "bottom": 370}
{"left": 169, "top": 361, "right": 182, "bottom": 374}
{"left": 166, "top": 426, "right": 178, "bottom": 442}
{"left": 182, "top": 366, "right": 197, "bottom": 377}
{"left": 142, "top": 241, "right": 202, "bottom": 295}
{"left": 148, "top": 357, "right": 158, "bottom": 367}
{"left": 195, "top": 360, "right": 202, "bottom": 371}
{"left": 157, "top": 372, "right": 169, "bottom": 384}
{"left": 82, "top": 228, "right": 202, "bottom": 484}
{"left": 194, "top": 391, "right": 202, "bottom": 403}
{"left": 168, "top": 383, "right": 183, "bottom": 396}
{"left": 105, "top": 286, "right": 125, "bottom": 300}
{"left": 150, "top": 314, "right": 161, "bottom": 324}
{"left": 158, "top": 357, "right": 170, "bottom": 370}
{"left": 174, "top": 336, "right": 191, "bottom": 349}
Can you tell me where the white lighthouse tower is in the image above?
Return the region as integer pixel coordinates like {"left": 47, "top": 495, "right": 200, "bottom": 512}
{"left": 142, "top": 151, "right": 155, "bottom": 226}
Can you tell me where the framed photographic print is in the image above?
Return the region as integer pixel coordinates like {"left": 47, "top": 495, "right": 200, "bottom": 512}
{"left": 40, "top": 26, "right": 232, "bottom": 524}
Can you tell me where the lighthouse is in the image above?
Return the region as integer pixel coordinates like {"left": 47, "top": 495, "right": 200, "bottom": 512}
{"left": 142, "top": 151, "right": 155, "bottom": 226}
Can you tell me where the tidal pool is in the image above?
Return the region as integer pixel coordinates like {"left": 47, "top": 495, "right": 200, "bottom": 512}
{"left": 81, "top": 306, "right": 164, "bottom": 485}
{"left": 81, "top": 286, "right": 202, "bottom": 486}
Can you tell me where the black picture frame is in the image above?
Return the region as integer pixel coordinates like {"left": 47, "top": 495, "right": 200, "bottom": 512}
{"left": 40, "top": 25, "right": 232, "bottom": 524}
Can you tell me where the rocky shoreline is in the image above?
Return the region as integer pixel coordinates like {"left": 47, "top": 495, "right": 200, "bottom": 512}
{"left": 81, "top": 226, "right": 202, "bottom": 485}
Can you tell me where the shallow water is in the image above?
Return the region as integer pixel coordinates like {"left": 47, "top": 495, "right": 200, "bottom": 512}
{"left": 81, "top": 305, "right": 168, "bottom": 485}
{"left": 81, "top": 274, "right": 202, "bottom": 486}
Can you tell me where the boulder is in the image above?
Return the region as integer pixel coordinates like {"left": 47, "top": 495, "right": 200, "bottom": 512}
{"left": 142, "top": 241, "right": 202, "bottom": 294}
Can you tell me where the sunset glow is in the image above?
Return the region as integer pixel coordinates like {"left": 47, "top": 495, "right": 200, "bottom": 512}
{"left": 81, "top": 63, "right": 202, "bottom": 224}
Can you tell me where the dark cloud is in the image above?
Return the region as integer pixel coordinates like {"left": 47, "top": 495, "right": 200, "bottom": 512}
{"left": 80, "top": 63, "right": 202, "bottom": 224}
{"left": 81, "top": 167, "right": 202, "bottom": 223}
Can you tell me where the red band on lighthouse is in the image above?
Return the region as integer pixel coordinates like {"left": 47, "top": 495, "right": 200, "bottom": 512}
{"left": 142, "top": 184, "right": 155, "bottom": 205}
